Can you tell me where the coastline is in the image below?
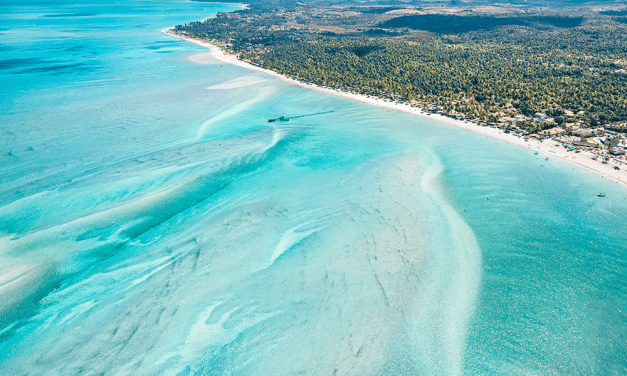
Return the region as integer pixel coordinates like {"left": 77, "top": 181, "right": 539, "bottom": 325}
{"left": 162, "top": 28, "right": 627, "bottom": 189}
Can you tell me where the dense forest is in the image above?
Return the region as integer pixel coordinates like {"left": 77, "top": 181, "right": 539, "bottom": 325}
{"left": 177, "top": 3, "right": 627, "bottom": 134}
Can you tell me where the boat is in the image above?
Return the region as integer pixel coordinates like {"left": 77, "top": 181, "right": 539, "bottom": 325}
{"left": 534, "top": 151, "right": 538, "bottom": 155}
{"left": 268, "top": 116, "right": 288, "bottom": 123}
{"left": 545, "top": 157, "right": 549, "bottom": 160}
{"left": 598, "top": 193, "right": 606, "bottom": 197}
{"left": 268, "top": 111, "right": 334, "bottom": 123}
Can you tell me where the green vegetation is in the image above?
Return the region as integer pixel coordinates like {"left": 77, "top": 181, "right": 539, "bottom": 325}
{"left": 176, "top": 4, "right": 627, "bottom": 134}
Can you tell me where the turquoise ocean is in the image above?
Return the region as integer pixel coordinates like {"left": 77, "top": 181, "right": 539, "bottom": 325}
{"left": 1, "top": 1, "right": 626, "bottom": 374}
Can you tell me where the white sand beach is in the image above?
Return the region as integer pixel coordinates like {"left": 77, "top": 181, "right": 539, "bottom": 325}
{"left": 163, "top": 28, "right": 627, "bottom": 188}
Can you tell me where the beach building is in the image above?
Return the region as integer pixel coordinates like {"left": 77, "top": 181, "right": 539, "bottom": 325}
{"left": 574, "top": 129, "right": 594, "bottom": 138}
{"left": 605, "top": 123, "right": 627, "bottom": 133}
{"left": 573, "top": 141, "right": 598, "bottom": 148}
{"left": 502, "top": 116, "right": 517, "bottom": 125}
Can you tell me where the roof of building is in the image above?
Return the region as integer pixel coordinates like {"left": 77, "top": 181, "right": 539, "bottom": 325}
{"left": 573, "top": 141, "right": 598, "bottom": 148}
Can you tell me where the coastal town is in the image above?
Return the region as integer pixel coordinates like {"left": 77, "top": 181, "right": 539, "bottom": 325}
{"left": 424, "top": 105, "right": 627, "bottom": 169}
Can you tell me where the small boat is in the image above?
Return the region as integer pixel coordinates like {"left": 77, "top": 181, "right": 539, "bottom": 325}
{"left": 534, "top": 151, "right": 538, "bottom": 155}
{"left": 545, "top": 157, "right": 549, "bottom": 160}
{"left": 598, "top": 193, "right": 606, "bottom": 197}
{"left": 268, "top": 116, "right": 288, "bottom": 123}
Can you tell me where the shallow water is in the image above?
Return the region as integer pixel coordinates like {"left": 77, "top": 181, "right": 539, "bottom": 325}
{"left": 1, "top": 1, "right": 626, "bottom": 374}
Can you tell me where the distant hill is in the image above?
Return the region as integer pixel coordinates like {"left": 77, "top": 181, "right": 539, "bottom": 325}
{"left": 192, "top": 0, "right": 627, "bottom": 9}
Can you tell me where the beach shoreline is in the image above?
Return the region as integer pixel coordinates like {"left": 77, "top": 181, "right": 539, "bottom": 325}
{"left": 162, "top": 28, "right": 627, "bottom": 189}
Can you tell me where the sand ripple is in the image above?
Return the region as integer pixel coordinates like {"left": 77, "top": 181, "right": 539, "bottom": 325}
{"left": 187, "top": 52, "right": 219, "bottom": 65}
{"left": 207, "top": 76, "right": 267, "bottom": 90}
